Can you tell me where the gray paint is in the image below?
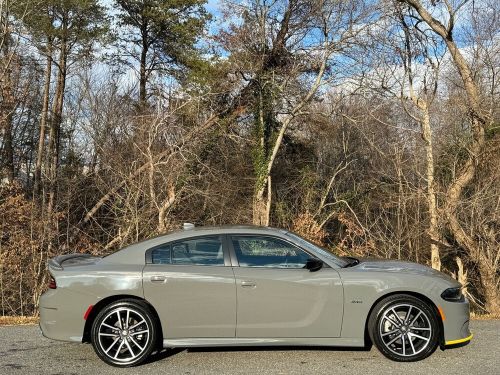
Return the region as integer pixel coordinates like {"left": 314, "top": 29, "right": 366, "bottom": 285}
{"left": 143, "top": 264, "right": 237, "bottom": 338}
{"left": 233, "top": 267, "right": 343, "bottom": 338}
{"left": 39, "top": 225, "right": 471, "bottom": 351}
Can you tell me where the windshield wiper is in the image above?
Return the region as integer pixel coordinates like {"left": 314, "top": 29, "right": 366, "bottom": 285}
{"left": 342, "top": 256, "right": 360, "bottom": 268}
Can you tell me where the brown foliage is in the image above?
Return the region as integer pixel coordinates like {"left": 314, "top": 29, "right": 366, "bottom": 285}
{"left": 292, "top": 212, "right": 327, "bottom": 246}
{"left": 0, "top": 184, "right": 48, "bottom": 316}
{"left": 0, "top": 0, "right": 498, "bottom": 316}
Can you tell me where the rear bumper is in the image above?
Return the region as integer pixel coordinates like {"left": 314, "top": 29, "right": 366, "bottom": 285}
{"left": 39, "top": 289, "right": 85, "bottom": 342}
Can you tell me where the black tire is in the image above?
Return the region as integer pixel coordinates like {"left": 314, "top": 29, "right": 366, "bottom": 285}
{"left": 368, "top": 294, "right": 439, "bottom": 362}
{"left": 91, "top": 299, "right": 158, "bottom": 367}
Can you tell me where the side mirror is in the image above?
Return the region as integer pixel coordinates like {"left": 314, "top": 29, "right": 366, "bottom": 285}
{"left": 305, "top": 258, "right": 323, "bottom": 272}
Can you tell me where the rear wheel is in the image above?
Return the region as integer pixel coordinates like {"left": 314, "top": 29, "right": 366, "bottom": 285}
{"left": 368, "top": 294, "right": 439, "bottom": 362}
{"left": 91, "top": 300, "right": 157, "bottom": 367}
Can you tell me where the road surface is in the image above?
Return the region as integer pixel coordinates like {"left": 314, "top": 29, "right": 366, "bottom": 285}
{"left": 0, "top": 320, "right": 498, "bottom": 374}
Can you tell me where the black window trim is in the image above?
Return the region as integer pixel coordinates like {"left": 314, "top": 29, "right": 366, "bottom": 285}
{"left": 145, "top": 234, "right": 231, "bottom": 267}
{"left": 227, "top": 234, "right": 327, "bottom": 269}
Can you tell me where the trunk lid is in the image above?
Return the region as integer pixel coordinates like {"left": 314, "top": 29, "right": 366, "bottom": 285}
{"left": 48, "top": 253, "right": 102, "bottom": 270}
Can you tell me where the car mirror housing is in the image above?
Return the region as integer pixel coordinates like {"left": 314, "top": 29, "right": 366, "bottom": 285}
{"left": 305, "top": 258, "right": 323, "bottom": 272}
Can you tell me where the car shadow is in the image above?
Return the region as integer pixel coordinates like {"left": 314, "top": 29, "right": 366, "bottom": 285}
{"left": 144, "top": 348, "right": 186, "bottom": 364}
{"left": 145, "top": 344, "right": 372, "bottom": 364}
{"left": 188, "top": 345, "right": 373, "bottom": 353}
{"left": 139, "top": 344, "right": 375, "bottom": 367}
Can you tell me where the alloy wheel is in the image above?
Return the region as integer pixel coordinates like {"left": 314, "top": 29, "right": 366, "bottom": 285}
{"left": 378, "top": 303, "right": 433, "bottom": 357}
{"left": 97, "top": 306, "right": 151, "bottom": 363}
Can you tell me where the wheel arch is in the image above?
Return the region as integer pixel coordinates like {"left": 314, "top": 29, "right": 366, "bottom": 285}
{"left": 363, "top": 291, "right": 444, "bottom": 347}
{"left": 82, "top": 295, "right": 163, "bottom": 345}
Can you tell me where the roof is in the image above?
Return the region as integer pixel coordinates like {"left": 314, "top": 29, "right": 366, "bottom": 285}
{"left": 153, "top": 224, "right": 286, "bottom": 242}
{"left": 101, "top": 225, "right": 289, "bottom": 264}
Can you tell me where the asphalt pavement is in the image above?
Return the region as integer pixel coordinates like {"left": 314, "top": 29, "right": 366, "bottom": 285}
{"left": 0, "top": 320, "right": 498, "bottom": 375}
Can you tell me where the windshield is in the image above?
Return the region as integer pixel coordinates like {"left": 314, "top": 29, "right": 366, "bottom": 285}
{"left": 285, "top": 232, "right": 349, "bottom": 267}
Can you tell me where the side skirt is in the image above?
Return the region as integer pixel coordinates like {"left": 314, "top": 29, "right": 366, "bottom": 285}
{"left": 163, "top": 337, "right": 365, "bottom": 348}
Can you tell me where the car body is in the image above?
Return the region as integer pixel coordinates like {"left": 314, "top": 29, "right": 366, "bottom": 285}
{"left": 39, "top": 225, "right": 472, "bottom": 366}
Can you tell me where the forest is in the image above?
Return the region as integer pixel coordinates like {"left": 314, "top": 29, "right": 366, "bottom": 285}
{"left": 0, "top": 0, "right": 498, "bottom": 317}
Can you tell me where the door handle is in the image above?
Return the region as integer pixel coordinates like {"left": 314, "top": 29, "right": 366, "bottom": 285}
{"left": 150, "top": 275, "right": 167, "bottom": 283}
{"left": 241, "top": 280, "right": 256, "bottom": 288}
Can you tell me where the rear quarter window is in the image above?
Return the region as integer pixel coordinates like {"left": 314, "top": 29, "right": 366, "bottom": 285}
{"left": 150, "top": 236, "right": 224, "bottom": 266}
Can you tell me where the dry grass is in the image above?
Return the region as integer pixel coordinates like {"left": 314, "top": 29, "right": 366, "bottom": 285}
{"left": 0, "top": 316, "right": 39, "bottom": 326}
{"left": 471, "top": 312, "right": 500, "bottom": 320}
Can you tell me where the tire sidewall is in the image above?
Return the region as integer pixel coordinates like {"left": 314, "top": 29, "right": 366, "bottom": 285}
{"left": 369, "top": 294, "right": 439, "bottom": 362}
{"left": 91, "top": 300, "right": 157, "bottom": 367}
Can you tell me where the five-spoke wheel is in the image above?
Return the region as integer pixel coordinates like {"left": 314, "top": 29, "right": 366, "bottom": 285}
{"left": 91, "top": 300, "right": 157, "bottom": 367}
{"left": 369, "top": 294, "right": 439, "bottom": 362}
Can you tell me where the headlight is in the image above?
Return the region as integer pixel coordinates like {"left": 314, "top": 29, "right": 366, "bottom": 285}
{"left": 441, "top": 287, "right": 465, "bottom": 302}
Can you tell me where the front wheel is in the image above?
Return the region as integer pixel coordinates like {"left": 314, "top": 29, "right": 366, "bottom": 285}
{"left": 368, "top": 294, "right": 439, "bottom": 362}
{"left": 91, "top": 299, "right": 158, "bottom": 367}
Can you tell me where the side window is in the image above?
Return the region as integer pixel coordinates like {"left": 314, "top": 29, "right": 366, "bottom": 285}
{"left": 151, "top": 236, "right": 224, "bottom": 266}
{"left": 231, "top": 236, "right": 312, "bottom": 268}
{"left": 151, "top": 245, "right": 171, "bottom": 264}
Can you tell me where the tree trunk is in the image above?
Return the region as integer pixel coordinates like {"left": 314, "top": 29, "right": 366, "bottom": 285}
{"left": 34, "top": 40, "right": 53, "bottom": 199}
{"left": 0, "top": 17, "right": 15, "bottom": 183}
{"left": 0, "top": 78, "right": 15, "bottom": 182}
{"left": 455, "top": 257, "right": 468, "bottom": 297}
{"left": 250, "top": 48, "right": 330, "bottom": 226}
{"left": 253, "top": 176, "right": 271, "bottom": 226}
{"left": 47, "top": 37, "right": 67, "bottom": 217}
{"left": 252, "top": 87, "right": 272, "bottom": 226}
{"left": 139, "top": 33, "right": 148, "bottom": 107}
{"left": 477, "top": 258, "right": 500, "bottom": 313}
{"left": 420, "top": 104, "right": 441, "bottom": 271}
{"left": 399, "top": 9, "right": 441, "bottom": 270}
{"left": 158, "top": 184, "right": 176, "bottom": 233}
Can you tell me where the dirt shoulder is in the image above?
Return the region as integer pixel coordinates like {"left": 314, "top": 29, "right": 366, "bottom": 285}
{"left": 0, "top": 316, "right": 38, "bottom": 326}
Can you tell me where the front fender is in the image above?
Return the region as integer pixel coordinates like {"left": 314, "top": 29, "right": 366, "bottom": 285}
{"left": 338, "top": 269, "right": 460, "bottom": 341}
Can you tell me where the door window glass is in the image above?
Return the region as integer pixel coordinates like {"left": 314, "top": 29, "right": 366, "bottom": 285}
{"left": 231, "top": 236, "right": 311, "bottom": 268}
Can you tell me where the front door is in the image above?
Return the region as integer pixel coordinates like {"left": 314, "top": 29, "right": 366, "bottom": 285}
{"left": 143, "top": 235, "right": 236, "bottom": 338}
{"left": 230, "top": 235, "right": 343, "bottom": 338}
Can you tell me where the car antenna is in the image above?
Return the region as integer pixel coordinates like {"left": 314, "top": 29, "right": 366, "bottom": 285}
{"left": 183, "top": 223, "right": 195, "bottom": 230}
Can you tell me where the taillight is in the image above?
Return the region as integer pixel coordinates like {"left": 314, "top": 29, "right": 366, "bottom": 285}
{"left": 84, "top": 305, "right": 94, "bottom": 320}
{"left": 48, "top": 276, "right": 57, "bottom": 289}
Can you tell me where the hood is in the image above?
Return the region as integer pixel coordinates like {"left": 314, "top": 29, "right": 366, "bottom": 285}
{"left": 353, "top": 258, "right": 458, "bottom": 284}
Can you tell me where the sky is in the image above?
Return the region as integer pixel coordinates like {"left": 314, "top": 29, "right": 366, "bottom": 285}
{"left": 92, "top": 0, "right": 496, "bottom": 100}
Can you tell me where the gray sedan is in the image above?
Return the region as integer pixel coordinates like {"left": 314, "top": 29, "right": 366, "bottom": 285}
{"left": 39, "top": 225, "right": 472, "bottom": 367}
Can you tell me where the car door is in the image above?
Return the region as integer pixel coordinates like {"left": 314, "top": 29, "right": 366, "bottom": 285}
{"left": 142, "top": 235, "right": 236, "bottom": 338}
{"left": 230, "top": 235, "right": 343, "bottom": 338}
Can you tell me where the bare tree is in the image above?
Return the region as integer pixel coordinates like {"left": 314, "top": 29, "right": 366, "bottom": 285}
{"left": 0, "top": 0, "right": 21, "bottom": 183}
{"left": 220, "top": 0, "right": 373, "bottom": 225}
{"left": 0, "top": 0, "right": 498, "bottom": 318}
{"left": 399, "top": 0, "right": 499, "bottom": 312}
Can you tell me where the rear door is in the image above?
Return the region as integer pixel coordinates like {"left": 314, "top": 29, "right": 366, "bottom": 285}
{"left": 143, "top": 235, "right": 236, "bottom": 338}
{"left": 230, "top": 235, "right": 343, "bottom": 338}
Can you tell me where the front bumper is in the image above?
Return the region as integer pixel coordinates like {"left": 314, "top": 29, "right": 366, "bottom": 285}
{"left": 445, "top": 333, "right": 473, "bottom": 347}
{"left": 440, "top": 297, "right": 472, "bottom": 348}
